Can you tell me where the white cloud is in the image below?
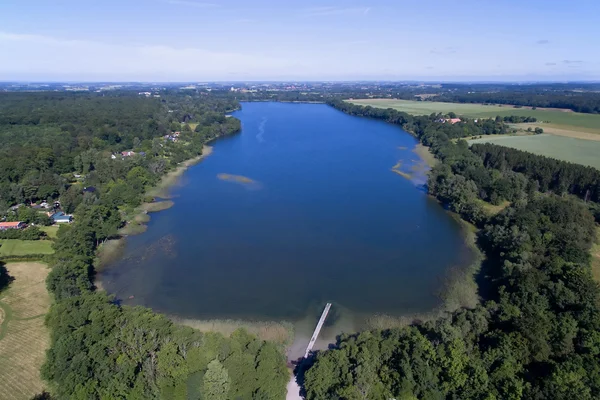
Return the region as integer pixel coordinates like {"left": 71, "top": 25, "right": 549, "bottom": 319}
{"left": 0, "top": 32, "right": 294, "bottom": 80}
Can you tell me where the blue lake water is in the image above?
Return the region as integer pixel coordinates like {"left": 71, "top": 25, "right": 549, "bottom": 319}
{"left": 100, "top": 102, "right": 472, "bottom": 321}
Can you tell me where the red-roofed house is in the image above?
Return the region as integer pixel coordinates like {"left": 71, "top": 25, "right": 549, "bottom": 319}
{"left": 448, "top": 118, "right": 462, "bottom": 124}
{"left": 0, "top": 221, "right": 26, "bottom": 230}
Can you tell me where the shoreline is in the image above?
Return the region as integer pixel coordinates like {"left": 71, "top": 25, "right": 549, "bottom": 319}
{"left": 413, "top": 143, "right": 438, "bottom": 168}
{"left": 96, "top": 145, "right": 214, "bottom": 268}
{"left": 119, "top": 145, "right": 214, "bottom": 236}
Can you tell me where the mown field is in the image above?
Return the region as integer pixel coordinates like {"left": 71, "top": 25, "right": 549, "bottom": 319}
{"left": 348, "top": 99, "right": 600, "bottom": 135}
{"left": 0, "top": 262, "right": 51, "bottom": 399}
{"left": 39, "top": 226, "right": 59, "bottom": 239}
{"left": 0, "top": 240, "right": 54, "bottom": 256}
{"left": 468, "top": 134, "right": 600, "bottom": 170}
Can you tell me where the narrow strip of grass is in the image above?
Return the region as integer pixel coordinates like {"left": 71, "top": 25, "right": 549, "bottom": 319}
{"left": 0, "top": 240, "right": 54, "bottom": 256}
{"left": 592, "top": 228, "right": 600, "bottom": 282}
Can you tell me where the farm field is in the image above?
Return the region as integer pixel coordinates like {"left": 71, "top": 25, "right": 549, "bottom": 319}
{"left": 348, "top": 99, "right": 600, "bottom": 135}
{"left": 0, "top": 240, "right": 54, "bottom": 257}
{"left": 468, "top": 134, "right": 600, "bottom": 170}
{"left": 0, "top": 262, "right": 51, "bottom": 399}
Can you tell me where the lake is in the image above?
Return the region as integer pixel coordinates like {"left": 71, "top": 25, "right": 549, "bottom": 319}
{"left": 100, "top": 102, "right": 472, "bottom": 323}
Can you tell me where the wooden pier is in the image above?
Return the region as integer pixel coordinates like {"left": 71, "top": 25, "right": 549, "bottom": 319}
{"left": 304, "top": 303, "right": 332, "bottom": 358}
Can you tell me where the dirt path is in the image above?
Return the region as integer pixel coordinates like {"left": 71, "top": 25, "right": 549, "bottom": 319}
{"left": 286, "top": 374, "right": 303, "bottom": 400}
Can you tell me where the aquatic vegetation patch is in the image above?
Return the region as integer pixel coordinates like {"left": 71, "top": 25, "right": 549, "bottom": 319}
{"left": 217, "top": 173, "right": 261, "bottom": 189}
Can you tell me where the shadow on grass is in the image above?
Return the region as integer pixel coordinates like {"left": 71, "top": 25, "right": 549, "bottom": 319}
{"left": 0, "top": 261, "right": 14, "bottom": 293}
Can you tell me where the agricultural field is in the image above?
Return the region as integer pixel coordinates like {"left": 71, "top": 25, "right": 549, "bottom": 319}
{"left": 468, "top": 134, "right": 600, "bottom": 170}
{"left": 0, "top": 262, "right": 51, "bottom": 399}
{"left": 348, "top": 99, "right": 600, "bottom": 135}
{"left": 0, "top": 240, "right": 54, "bottom": 257}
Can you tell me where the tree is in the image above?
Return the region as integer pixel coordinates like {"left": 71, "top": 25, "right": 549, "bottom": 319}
{"left": 203, "top": 359, "right": 230, "bottom": 400}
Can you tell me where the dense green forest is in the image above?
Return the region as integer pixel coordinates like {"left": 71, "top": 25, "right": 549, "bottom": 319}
{"left": 302, "top": 100, "right": 600, "bottom": 399}
{"left": 0, "top": 92, "right": 288, "bottom": 399}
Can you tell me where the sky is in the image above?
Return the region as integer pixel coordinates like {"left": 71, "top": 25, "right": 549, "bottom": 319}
{"left": 0, "top": 0, "right": 598, "bottom": 82}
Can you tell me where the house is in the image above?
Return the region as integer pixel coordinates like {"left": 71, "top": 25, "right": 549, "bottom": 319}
{"left": 121, "top": 151, "right": 135, "bottom": 157}
{"left": 0, "top": 221, "right": 26, "bottom": 230}
{"left": 31, "top": 201, "right": 50, "bottom": 210}
{"left": 83, "top": 186, "right": 97, "bottom": 194}
{"left": 51, "top": 212, "right": 73, "bottom": 224}
{"left": 111, "top": 154, "right": 117, "bottom": 159}
{"left": 437, "top": 118, "right": 462, "bottom": 124}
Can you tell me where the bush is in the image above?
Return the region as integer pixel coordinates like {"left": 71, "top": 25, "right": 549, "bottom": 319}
{"left": 0, "top": 226, "right": 45, "bottom": 240}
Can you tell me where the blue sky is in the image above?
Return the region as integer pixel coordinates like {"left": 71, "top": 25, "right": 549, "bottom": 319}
{"left": 0, "top": 0, "right": 598, "bottom": 81}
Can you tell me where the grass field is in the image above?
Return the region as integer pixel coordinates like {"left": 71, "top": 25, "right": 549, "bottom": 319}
{"left": 39, "top": 226, "right": 59, "bottom": 239}
{"left": 468, "top": 134, "right": 600, "bottom": 170}
{"left": 348, "top": 99, "right": 600, "bottom": 135}
{"left": 0, "top": 262, "right": 51, "bottom": 399}
{"left": 0, "top": 240, "right": 54, "bottom": 256}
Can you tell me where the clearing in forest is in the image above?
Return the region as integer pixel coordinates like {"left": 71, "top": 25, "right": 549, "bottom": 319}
{"left": 39, "top": 226, "right": 59, "bottom": 239}
{"left": 467, "top": 134, "right": 600, "bottom": 170}
{"left": 347, "top": 99, "right": 600, "bottom": 135}
{"left": 0, "top": 262, "right": 51, "bottom": 400}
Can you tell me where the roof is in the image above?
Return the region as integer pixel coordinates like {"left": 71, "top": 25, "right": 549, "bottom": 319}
{"left": 53, "top": 216, "right": 72, "bottom": 220}
{"left": 0, "top": 221, "right": 23, "bottom": 228}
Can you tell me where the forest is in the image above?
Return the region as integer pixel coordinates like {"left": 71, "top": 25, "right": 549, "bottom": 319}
{"left": 302, "top": 100, "right": 600, "bottom": 399}
{"left": 0, "top": 91, "right": 288, "bottom": 399}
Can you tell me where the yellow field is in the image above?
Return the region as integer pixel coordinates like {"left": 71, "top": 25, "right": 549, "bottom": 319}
{"left": 0, "top": 262, "right": 50, "bottom": 399}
